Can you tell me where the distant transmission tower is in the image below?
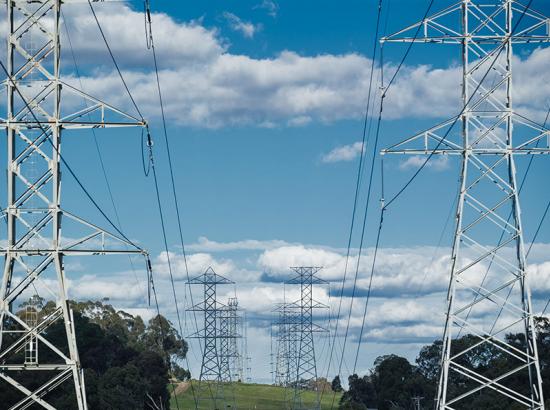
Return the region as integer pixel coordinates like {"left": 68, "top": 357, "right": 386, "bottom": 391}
{"left": 243, "top": 310, "right": 252, "bottom": 383}
{"left": 273, "top": 303, "right": 289, "bottom": 386}
{"left": 382, "top": 1, "right": 549, "bottom": 408}
{"left": 226, "top": 297, "right": 243, "bottom": 382}
{"left": 187, "top": 267, "right": 234, "bottom": 409}
{"left": 0, "top": 1, "right": 145, "bottom": 408}
{"left": 287, "top": 267, "right": 328, "bottom": 410}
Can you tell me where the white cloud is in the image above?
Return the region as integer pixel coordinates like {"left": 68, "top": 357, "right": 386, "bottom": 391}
{"left": 399, "top": 155, "right": 450, "bottom": 171}
{"left": 25, "top": 239, "right": 550, "bottom": 382}
{"left": 70, "top": 274, "right": 146, "bottom": 302}
{"left": 255, "top": 0, "right": 279, "bottom": 18}
{"left": 258, "top": 245, "right": 346, "bottom": 280}
{"left": 59, "top": 4, "right": 224, "bottom": 69}
{"left": 257, "top": 244, "right": 452, "bottom": 294}
{"left": 3, "top": 4, "right": 549, "bottom": 128}
{"left": 322, "top": 141, "right": 364, "bottom": 163}
{"left": 187, "top": 236, "right": 292, "bottom": 252}
{"left": 223, "top": 12, "right": 261, "bottom": 39}
{"left": 76, "top": 45, "right": 550, "bottom": 129}
{"left": 154, "top": 251, "right": 235, "bottom": 280}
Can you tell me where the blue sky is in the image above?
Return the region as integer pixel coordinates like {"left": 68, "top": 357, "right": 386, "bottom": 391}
{"left": 5, "top": 0, "right": 550, "bottom": 383}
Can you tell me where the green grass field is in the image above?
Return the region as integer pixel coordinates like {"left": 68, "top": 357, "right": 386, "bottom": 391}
{"left": 171, "top": 381, "right": 342, "bottom": 410}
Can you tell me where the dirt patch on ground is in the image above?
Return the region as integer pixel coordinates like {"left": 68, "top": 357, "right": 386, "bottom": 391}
{"left": 172, "top": 382, "right": 190, "bottom": 396}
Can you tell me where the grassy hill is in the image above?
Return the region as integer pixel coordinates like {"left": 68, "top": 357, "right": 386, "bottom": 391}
{"left": 171, "top": 381, "right": 343, "bottom": 409}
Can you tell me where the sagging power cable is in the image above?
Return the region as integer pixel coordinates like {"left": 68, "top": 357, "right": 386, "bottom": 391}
{"left": 143, "top": 0, "right": 201, "bottom": 356}
{"left": 328, "top": 3, "right": 436, "bottom": 407}
{"left": 88, "top": 0, "right": 144, "bottom": 121}
{"left": 141, "top": 127, "right": 197, "bottom": 410}
{"left": 322, "top": 0, "right": 385, "bottom": 398}
{"left": 86, "top": 6, "right": 197, "bottom": 406}
{"left": 62, "top": 9, "right": 146, "bottom": 302}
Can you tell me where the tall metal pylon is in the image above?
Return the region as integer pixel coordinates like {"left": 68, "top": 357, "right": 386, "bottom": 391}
{"left": 0, "top": 1, "right": 145, "bottom": 408}
{"left": 242, "top": 310, "right": 252, "bottom": 383}
{"left": 187, "top": 267, "right": 234, "bottom": 409}
{"left": 225, "top": 297, "right": 243, "bottom": 382}
{"left": 273, "top": 301, "right": 300, "bottom": 389}
{"left": 273, "top": 303, "right": 289, "bottom": 386}
{"left": 287, "top": 267, "right": 328, "bottom": 410}
{"left": 382, "top": 1, "right": 550, "bottom": 408}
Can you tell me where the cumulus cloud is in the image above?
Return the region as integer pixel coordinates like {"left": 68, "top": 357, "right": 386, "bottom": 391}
{"left": 399, "top": 155, "right": 451, "bottom": 171}
{"left": 70, "top": 274, "right": 146, "bottom": 302}
{"left": 78, "top": 45, "right": 549, "bottom": 128}
{"left": 154, "top": 251, "right": 235, "bottom": 280}
{"left": 222, "top": 12, "right": 261, "bottom": 38}
{"left": 322, "top": 141, "right": 364, "bottom": 163}
{"left": 35, "top": 239, "right": 550, "bottom": 381}
{"left": 187, "top": 236, "right": 292, "bottom": 252}
{"left": 59, "top": 3, "right": 224, "bottom": 69}
{"left": 258, "top": 245, "right": 346, "bottom": 281}
{"left": 257, "top": 244, "right": 452, "bottom": 296}
{"left": 40, "top": 4, "right": 548, "bottom": 128}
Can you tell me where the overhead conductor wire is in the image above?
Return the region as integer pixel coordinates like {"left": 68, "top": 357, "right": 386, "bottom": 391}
{"left": 321, "top": 0, "right": 384, "bottom": 399}
{"left": 328, "top": 2, "right": 436, "bottom": 408}
{"left": 61, "top": 10, "right": 145, "bottom": 300}
{"left": 143, "top": 0, "right": 203, "bottom": 356}
{"left": 87, "top": 1, "right": 197, "bottom": 408}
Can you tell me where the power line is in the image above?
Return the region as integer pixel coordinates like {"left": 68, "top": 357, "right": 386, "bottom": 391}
{"left": 142, "top": 130, "right": 196, "bottom": 409}
{"left": 323, "top": 1, "right": 387, "bottom": 402}
{"left": 143, "top": 0, "right": 202, "bottom": 356}
{"left": 86, "top": 3, "right": 199, "bottom": 406}
{"left": 329, "top": 3, "right": 436, "bottom": 408}
{"left": 88, "top": 0, "right": 144, "bottom": 120}
{"left": 61, "top": 9, "right": 146, "bottom": 301}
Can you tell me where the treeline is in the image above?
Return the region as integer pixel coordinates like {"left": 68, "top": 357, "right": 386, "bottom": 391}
{"left": 338, "top": 317, "right": 550, "bottom": 410}
{"left": 0, "top": 299, "right": 189, "bottom": 409}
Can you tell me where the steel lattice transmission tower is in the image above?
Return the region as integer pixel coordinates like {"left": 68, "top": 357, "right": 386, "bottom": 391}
{"left": 273, "top": 301, "right": 300, "bottom": 389}
{"left": 0, "top": 1, "right": 145, "bottom": 408}
{"left": 382, "top": 1, "right": 550, "bottom": 408}
{"left": 187, "top": 267, "right": 234, "bottom": 409}
{"left": 225, "top": 297, "right": 243, "bottom": 382}
{"left": 287, "top": 267, "right": 328, "bottom": 410}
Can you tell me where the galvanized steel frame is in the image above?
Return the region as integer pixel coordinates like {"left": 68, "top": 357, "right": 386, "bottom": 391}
{"left": 382, "top": 1, "right": 550, "bottom": 408}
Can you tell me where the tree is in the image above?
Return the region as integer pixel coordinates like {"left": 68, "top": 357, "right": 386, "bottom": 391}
{"left": 0, "top": 299, "right": 189, "bottom": 409}
{"left": 339, "top": 374, "right": 376, "bottom": 409}
{"left": 332, "top": 375, "right": 343, "bottom": 392}
{"left": 339, "top": 318, "right": 550, "bottom": 409}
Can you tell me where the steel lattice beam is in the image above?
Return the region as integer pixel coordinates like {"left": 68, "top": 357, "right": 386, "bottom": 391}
{"left": 0, "top": 1, "right": 146, "bottom": 408}
{"left": 382, "top": 1, "right": 549, "bottom": 408}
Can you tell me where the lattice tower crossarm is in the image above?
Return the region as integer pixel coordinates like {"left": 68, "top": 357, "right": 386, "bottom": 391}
{"left": 0, "top": 1, "right": 146, "bottom": 408}
{"left": 381, "top": 1, "right": 549, "bottom": 408}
